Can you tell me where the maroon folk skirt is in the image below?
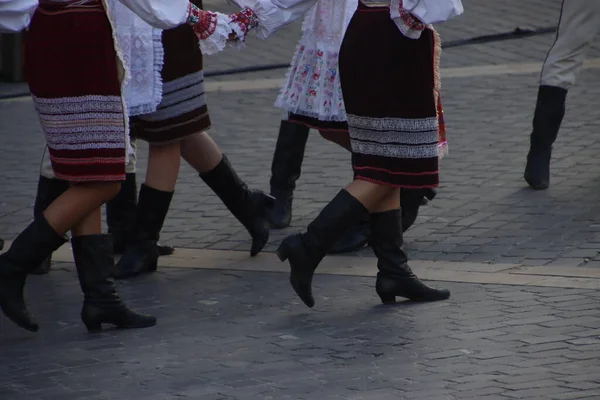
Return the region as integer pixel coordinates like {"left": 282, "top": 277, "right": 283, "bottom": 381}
{"left": 130, "top": 1, "right": 211, "bottom": 145}
{"left": 339, "top": 2, "right": 441, "bottom": 188}
{"left": 24, "top": 0, "right": 127, "bottom": 182}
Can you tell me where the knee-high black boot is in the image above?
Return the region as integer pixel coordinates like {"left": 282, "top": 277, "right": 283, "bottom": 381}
{"left": 268, "top": 120, "right": 310, "bottom": 229}
{"left": 0, "top": 216, "right": 67, "bottom": 331}
{"left": 31, "top": 176, "right": 69, "bottom": 274}
{"left": 112, "top": 184, "right": 173, "bottom": 279}
{"left": 73, "top": 234, "right": 156, "bottom": 332}
{"left": 370, "top": 210, "right": 450, "bottom": 304}
{"left": 276, "top": 190, "right": 369, "bottom": 308}
{"left": 106, "top": 173, "right": 174, "bottom": 256}
{"left": 401, "top": 188, "right": 437, "bottom": 232}
{"left": 524, "top": 85, "right": 568, "bottom": 190}
{"left": 200, "top": 155, "right": 274, "bottom": 257}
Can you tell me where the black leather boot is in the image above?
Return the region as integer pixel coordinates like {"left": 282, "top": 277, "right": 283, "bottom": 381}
{"left": 268, "top": 120, "right": 310, "bottom": 229}
{"left": 328, "top": 216, "right": 370, "bottom": 254}
{"left": 371, "top": 210, "right": 450, "bottom": 304}
{"left": 524, "top": 85, "right": 568, "bottom": 190}
{"left": 73, "top": 234, "right": 156, "bottom": 332}
{"left": 401, "top": 188, "right": 436, "bottom": 232}
{"left": 200, "top": 155, "right": 274, "bottom": 256}
{"left": 113, "top": 185, "right": 173, "bottom": 279}
{"left": 276, "top": 190, "right": 369, "bottom": 308}
{"left": 31, "top": 176, "right": 69, "bottom": 275}
{"left": 0, "top": 216, "right": 67, "bottom": 331}
{"left": 107, "top": 173, "right": 174, "bottom": 256}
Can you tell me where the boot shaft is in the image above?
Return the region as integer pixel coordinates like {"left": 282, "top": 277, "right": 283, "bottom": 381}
{"left": 106, "top": 173, "right": 138, "bottom": 231}
{"left": 34, "top": 176, "right": 70, "bottom": 218}
{"left": 302, "top": 190, "right": 369, "bottom": 257}
{"left": 133, "top": 184, "right": 174, "bottom": 242}
{"left": 530, "top": 85, "right": 568, "bottom": 149}
{"left": 369, "top": 210, "right": 413, "bottom": 278}
{"left": 200, "top": 155, "right": 258, "bottom": 228}
{"left": 71, "top": 234, "right": 119, "bottom": 302}
{"left": 269, "top": 120, "right": 310, "bottom": 192}
{"left": 1, "top": 216, "right": 67, "bottom": 274}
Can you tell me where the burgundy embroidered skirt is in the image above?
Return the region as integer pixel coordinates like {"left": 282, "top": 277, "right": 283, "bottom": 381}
{"left": 24, "top": 0, "right": 127, "bottom": 182}
{"left": 131, "top": 7, "right": 211, "bottom": 145}
{"left": 339, "top": 3, "right": 440, "bottom": 188}
{"left": 288, "top": 113, "right": 349, "bottom": 134}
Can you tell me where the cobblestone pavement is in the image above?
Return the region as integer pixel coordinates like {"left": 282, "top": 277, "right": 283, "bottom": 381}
{"left": 1, "top": 261, "right": 600, "bottom": 400}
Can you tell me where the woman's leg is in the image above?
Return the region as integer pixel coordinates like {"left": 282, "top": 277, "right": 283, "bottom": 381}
{"left": 113, "top": 142, "right": 180, "bottom": 279}
{"left": 277, "top": 179, "right": 389, "bottom": 307}
{"left": 67, "top": 199, "right": 156, "bottom": 332}
{"left": 180, "top": 131, "right": 222, "bottom": 173}
{"left": 368, "top": 189, "right": 450, "bottom": 304}
{"left": 181, "top": 131, "right": 274, "bottom": 257}
{"left": 278, "top": 180, "right": 448, "bottom": 308}
{"left": 0, "top": 181, "right": 156, "bottom": 332}
{"left": 145, "top": 142, "right": 181, "bottom": 192}
{"left": 44, "top": 182, "right": 120, "bottom": 235}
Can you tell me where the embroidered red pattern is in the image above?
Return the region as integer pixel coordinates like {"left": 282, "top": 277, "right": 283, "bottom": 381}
{"left": 193, "top": 10, "right": 218, "bottom": 40}
{"left": 187, "top": 3, "right": 202, "bottom": 25}
{"left": 229, "top": 7, "right": 259, "bottom": 37}
{"left": 398, "top": 0, "right": 424, "bottom": 31}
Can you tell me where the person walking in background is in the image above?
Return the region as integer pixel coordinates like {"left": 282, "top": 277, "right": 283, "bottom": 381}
{"left": 524, "top": 0, "right": 600, "bottom": 190}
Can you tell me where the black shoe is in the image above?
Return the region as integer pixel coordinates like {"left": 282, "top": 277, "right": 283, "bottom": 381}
{"left": 113, "top": 185, "right": 173, "bottom": 279}
{"left": 524, "top": 85, "right": 567, "bottom": 190}
{"left": 268, "top": 120, "right": 310, "bottom": 229}
{"left": 30, "top": 176, "right": 69, "bottom": 275}
{"left": 328, "top": 217, "right": 370, "bottom": 254}
{"left": 0, "top": 216, "right": 67, "bottom": 332}
{"left": 201, "top": 155, "right": 275, "bottom": 256}
{"left": 73, "top": 234, "right": 156, "bottom": 332}
{"left": 0, "top": 238, "right": 4, "bottom": 251}
{"left": 401, "top": 188, "right": 436, "bottom": 232}
{"left": 276, "top": 190, "right": 368, "bottom": 308}
{"left": 370, "top": 210, "right": 449, "bottom": 304}
{"left": 525, "top": 148, "right": 552, "bottom": 190}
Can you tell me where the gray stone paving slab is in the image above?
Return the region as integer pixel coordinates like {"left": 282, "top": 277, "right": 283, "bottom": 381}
{"left": 1, "top": 266, "right": 600, "bottom": 399}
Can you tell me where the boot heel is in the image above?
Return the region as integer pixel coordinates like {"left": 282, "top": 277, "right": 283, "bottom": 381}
{"left": 84, "top": 321, "right": 102, "bottom": 333}
{"left": 377, "top": 292, "right": 396, "bottom": 305}
{"left": 148, "top": 258, "right": 158, "bottom": 272}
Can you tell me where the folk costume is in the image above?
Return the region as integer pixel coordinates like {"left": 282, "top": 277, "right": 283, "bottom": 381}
{"left": 230, "top": 0, "right": 461, "bottom": 307}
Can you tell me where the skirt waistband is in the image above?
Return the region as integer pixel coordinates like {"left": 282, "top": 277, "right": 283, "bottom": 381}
{"left": 359, "top": 1, "right": 390, "bottom": 9}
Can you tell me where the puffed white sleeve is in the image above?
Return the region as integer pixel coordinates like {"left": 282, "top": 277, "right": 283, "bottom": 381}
{"left": 0, "top": 0, "right": 38, "bottom": 33}
{"left": 117, "top": 0, "right": 189, "bottom": 30}
{"left": 117, "top": 0, "right": 234, "bottom": 55}
{"left": 401, "top": 0, "right": 463, "bottom": 24}
{"left": 228, "top": 0, "right": 317, "bottom": 39}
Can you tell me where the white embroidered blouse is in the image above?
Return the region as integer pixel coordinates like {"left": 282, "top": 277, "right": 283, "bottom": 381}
{"left": 228, "top": 0, "right": 463, "bottom": 40}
